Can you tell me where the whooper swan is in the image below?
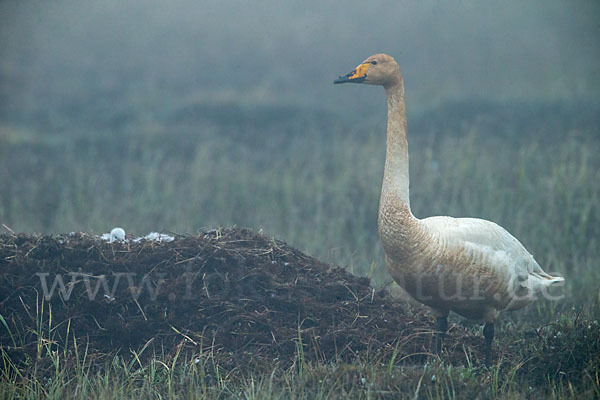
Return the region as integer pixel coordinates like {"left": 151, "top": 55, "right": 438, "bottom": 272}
{"left": 334, "top": 53, "right": 564, "bottom": 365}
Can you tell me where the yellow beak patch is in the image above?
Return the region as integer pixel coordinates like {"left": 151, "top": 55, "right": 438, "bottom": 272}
{"left": 347, "top": 63, "right": 370, "bottom": 80}
{"left": 334, "top": 62, "right": 370, "bottom": 84}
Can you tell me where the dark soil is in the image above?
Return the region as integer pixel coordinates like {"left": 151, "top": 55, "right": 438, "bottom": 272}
{"left": 0, "top": 228, "right": 483, "bottom": 369}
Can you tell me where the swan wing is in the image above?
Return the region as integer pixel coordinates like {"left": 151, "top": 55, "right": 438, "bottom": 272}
{"left": 421, "top": 216, "right": 562, "bottom": 284}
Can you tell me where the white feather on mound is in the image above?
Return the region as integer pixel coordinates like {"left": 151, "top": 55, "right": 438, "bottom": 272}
{"left": 133, "top": 232, "right": 175, "bottom": 242}
{"left": 100, "top": 228, "right": 174, "bottom": 243}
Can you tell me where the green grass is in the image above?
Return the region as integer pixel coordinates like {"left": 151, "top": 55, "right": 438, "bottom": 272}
{"left": 1, "top": 306, "right": 599, "bottom": 399}
{"left": 1, "top": 99, "right": 599, "bottom": 398}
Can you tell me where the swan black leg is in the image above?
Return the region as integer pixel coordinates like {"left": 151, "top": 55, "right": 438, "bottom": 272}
{"left": 483, "top": 322, "right": 494, "bottom": 367}
{"left": 435, "top": 315, "right": 448, "bottom": 355}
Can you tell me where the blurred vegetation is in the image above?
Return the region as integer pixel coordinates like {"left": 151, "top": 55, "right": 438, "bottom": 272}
{"left": 1, "top": 97, "right": 598, "bottom": 308}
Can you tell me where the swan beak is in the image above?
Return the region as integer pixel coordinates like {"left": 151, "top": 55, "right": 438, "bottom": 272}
{"left": 334, "top": 63, "right": 369, "bottom": 84}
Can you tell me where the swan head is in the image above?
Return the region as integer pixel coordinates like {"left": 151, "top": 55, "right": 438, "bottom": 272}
{"left": 334, "top": 53, "right": 401, "bottom": 87}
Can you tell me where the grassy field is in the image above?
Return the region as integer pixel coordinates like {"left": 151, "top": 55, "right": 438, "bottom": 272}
{"left": 1, "top": 98, "right": 599, "bottom": 398}
{"left": 1, "top": 311, "right": 599, "bottom": 400}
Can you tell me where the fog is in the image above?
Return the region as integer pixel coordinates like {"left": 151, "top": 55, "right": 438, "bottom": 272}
{"left": 1, "top": 0, "right": 599, "bottom": 128}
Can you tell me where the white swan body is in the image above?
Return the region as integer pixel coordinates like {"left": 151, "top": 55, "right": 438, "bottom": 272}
{"left": 335, "top": 53, "right": 564, "bottom": 363}
{"left": 419, "top": 216, "right": 563, "bottom": 318}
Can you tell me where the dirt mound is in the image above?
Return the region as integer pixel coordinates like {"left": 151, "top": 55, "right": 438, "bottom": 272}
{"left": 0, "top": 228, "right": 481, "bottom": 368}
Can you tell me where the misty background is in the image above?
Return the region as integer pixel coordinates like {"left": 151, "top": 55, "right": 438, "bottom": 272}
{"left": 0, "top": 0, "right": 599, "bottom": 289}
{"left": 2, "top": 0, "right": 599, "bottom": 126}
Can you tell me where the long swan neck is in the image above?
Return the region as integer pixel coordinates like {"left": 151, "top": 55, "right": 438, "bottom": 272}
{"left": 382, "top": 80, "right": 410, "bottom": 208}
{"left": 378, "top": 77, "right": 421, "bottom": 260}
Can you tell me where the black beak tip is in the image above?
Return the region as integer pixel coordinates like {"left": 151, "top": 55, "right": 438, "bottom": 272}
{"left": 333, "top": 76, "right": 347, "bottom": 84}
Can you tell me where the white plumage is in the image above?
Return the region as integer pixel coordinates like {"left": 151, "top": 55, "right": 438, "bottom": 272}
{"left": 422, "top": 216, "right": 563, "bottom": 313}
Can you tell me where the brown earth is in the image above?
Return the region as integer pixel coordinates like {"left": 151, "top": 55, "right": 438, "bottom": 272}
{"left": 0, "top": 228, "right": 485, "bottom": 369}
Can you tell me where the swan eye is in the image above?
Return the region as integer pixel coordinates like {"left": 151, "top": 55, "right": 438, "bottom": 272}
{"left": 371, "top": 61, "right": 377, "bottom": 65}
